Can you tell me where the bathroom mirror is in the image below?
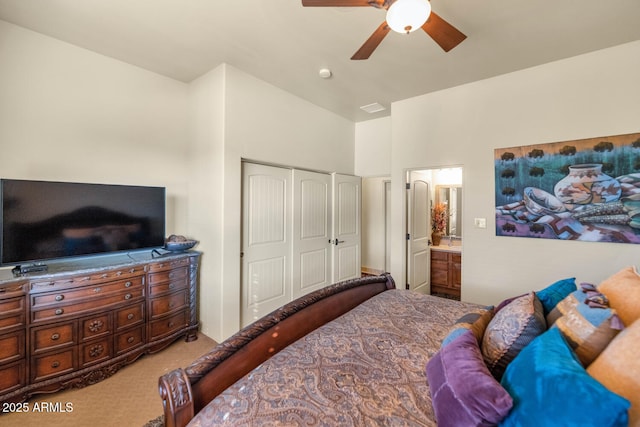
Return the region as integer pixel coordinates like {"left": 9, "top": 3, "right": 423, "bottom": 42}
{"left": 436, "top": 185, "right": 462, "bottom": 237}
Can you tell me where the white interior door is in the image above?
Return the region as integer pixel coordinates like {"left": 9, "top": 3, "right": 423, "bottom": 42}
{"left": 407, "top": 170, "right": 431, "bottom": 294}
{"left": 292, "top": 169, "right": 332, "bottom": 299}
{"left": 241, "top": 163, "right": 292, "bottom": 327}
{"left": 332, "top": 173, "right": 361, "bottom": 282}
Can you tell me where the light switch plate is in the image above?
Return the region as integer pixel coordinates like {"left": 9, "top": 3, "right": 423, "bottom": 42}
{"left": 474, "top": 218, "right": 487, "bottom": 229}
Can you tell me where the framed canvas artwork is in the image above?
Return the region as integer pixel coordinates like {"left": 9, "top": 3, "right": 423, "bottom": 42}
{"left": 495, "top": 132, "right": 640, "bottom": 243}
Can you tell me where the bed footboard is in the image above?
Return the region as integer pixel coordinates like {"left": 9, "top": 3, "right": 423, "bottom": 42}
{"left": 158, "top": 273, "right": 395, "bottom": 427}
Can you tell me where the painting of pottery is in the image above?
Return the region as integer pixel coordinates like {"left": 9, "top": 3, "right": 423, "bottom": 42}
{"left": 494, "top": 132, "right": 640, "bottom": 243}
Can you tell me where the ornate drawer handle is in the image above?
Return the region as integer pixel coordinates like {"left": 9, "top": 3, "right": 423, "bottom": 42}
{"left": 169, "top": 284, "right": 174, "bottom": 289}
{"left": 169, "top": 302, "right": 174, "bottom": 308}
{"left": 94, "top": 287, "right": 102, "bottom": 293}
{"left": 51, "top": 333, "right": 60, "bottom": 341}
{"left": 127, "top": 336, "right": 134, "bottom": 344}
{"left": 127, "top": 313, "right": 134, "bottom": 320}
{"left": 55, "top": 294, "right": 64, "bottom": 302}
{"left": 124, "top": 293, "right": 132, "bottom": 300}
{"left": 89, "top": 344, "right": 104, "bottom": 358}
{"left": 168, "top": 322, "right": 174, "bottom": 328}
{"left": 51, "top": 361, "right": 60, "bottom": 369}
{"left": 55, "top": 308, "right": 64, "bottom": 316}
{"left": 124, "top": 281, "right": 132, "bottom": 288}
{"left": 129, "top": 268, "right": 136, "bottom": 273}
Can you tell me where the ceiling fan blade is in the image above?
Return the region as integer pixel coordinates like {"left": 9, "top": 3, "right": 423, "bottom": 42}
{"left": 351, "top": 22, "right": 390, "bottom": 60}
{"left": 301, "top": 0, "right": 383, "bottom": 6}
{"left": 421, "top": 11, "right": 466, "bottom": 52}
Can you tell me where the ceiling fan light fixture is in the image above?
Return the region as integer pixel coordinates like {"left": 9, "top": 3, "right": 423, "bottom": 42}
{"left": 386, "top": 0, "right": 431, "bottom": 34}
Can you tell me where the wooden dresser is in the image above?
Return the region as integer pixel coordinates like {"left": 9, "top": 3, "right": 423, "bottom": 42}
{"left": 0, "top": 250, "right": 200, "bottom": 404}
{"left": 430, "top": 248, "right": 461, "bottom": 299}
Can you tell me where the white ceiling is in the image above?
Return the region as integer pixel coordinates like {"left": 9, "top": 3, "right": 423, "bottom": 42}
{"left": 1, "top": 0, "right": 640, "bottom": 122}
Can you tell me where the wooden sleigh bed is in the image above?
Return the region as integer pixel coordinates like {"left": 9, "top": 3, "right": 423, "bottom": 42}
{"left": 158, "top": 274, "right": 483, "bottom": 427}
{"left": 158, "top": 269, "right": 639, "bottom": 427}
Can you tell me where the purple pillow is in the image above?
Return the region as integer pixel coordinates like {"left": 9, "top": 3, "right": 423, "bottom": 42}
{"left": 426, "top": 330, "right": 513, "bottom": 427}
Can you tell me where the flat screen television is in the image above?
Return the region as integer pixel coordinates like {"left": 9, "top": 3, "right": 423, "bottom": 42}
{"left": 1, "top": 179, "right": 166, "bottom": 266}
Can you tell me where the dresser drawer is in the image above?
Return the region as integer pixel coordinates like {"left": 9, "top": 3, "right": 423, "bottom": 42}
{"left": 31, "top": 276, "right": 144, "bottom": 308}
{"left": 149, "top": 290, "right": 188, "bottom": 319}
{"left": 80, "top": 337, "right": 112, "bottom": 368}
{"left": 32, "top": 348, "right": 76, "bottom": 382}
{"left": 148, "top": 274, "right": 188, "bottom": 296}
{"left": 32, "top": 288, "right": 145, "bottom": 323}
{"left": 149, "top": 310, "right": 187, "bottom": 341}
{"left": 147, "top": 257, "right": 190, "bottom": 273}
{"left": 0, "top": 360, "right": 25, "bottom": 394}
{"left": 29, "top": 266, "right": 146, "bottom": 291}
{"left": 31, "top": 322, "right": 75, "bottom": 354}
{"left": 115, "top": 326, "right": 145, "bottom": 355}
{"left": 80, "top": 313, "right": 112, "bottom": 342}
{"left": 0, "top": 295, "right": 25, "bottom": 313}
{"left": 0, "top": 330, "right": 25, "bottom": 364}
{"left": 148, "top": 266, "right": 188, "bottom": 287}
{"left": 0, "top": 296, "right": 26, "bottom": 333}
{"left": 0, "top": 312, "right": 26, "bottom": 333}
{"left": 115, "top": 303, "right": 145, "bottom": 331}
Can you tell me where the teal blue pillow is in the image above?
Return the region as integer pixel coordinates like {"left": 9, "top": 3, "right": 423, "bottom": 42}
{"left": 535, "top": 277, "right": 576, "bottom": 315}
{"left": 499, "top": 328, "right": 629, "bottom": 427}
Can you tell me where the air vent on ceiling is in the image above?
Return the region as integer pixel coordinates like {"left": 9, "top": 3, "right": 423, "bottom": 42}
{"left": 360, "top": 103, "right": 386, "bottom": 114}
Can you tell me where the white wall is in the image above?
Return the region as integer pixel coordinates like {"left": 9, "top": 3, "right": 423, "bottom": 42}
{"left": 185, "top": 65, "right": 226, "bottom": 342}
{"left": 390, "top": 40, "right": 640, "bottom": 306}
{"left": 355, "top": 117, "right": 392, "bottom": 177}
{"left": 0, "top": 20, "right": 190, "bottom": 233}
{"left": 190, "top": 64, "right": 355, "bottom": 341}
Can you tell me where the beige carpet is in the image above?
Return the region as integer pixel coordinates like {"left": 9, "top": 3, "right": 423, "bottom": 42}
{"left": 0, "top": 333, "right": 216, "bottom": 427}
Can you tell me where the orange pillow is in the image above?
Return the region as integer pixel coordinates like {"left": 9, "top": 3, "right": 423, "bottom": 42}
{"left": 588, "top": 319, "right": 640, "bottom": 427}
{"left": 598, "top": 266, "right": 640, "bottom": 326}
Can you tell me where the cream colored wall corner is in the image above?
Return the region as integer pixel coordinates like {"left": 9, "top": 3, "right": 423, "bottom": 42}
{"left": 389, "top": 40, "right": 640, "bottom": 306}
{"left": 0, "top": 19, "right": 190, "bottom": 235}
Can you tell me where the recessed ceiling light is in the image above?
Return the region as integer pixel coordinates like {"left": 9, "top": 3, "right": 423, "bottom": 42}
{"left": 360, "top": 103, "right": 386, "bottom": 114}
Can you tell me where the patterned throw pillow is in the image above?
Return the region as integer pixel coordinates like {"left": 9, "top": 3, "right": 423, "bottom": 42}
{"left": 598, "top": 266, "right": 640, "bottom": 326}
{"left": 588, "top": 319, "right": 640, "bottom": 427}
{"left": 441, "top": 306, "right": 494, "bottom": 347}
{"left": 547, "top": 287, "right": 624, "bottom": 366}
{"left": 500, "top": 328, "right": 630, "bottom": 427}
{"left": 481, "top": 292, "right": 546, "bottom": 380}
{"left": 427, "top": 330, "right": 513, "bottom": 427}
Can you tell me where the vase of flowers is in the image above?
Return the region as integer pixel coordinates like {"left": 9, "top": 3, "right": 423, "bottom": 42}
{"left": 431, "top": 202, "right": 447, "bottom": 246}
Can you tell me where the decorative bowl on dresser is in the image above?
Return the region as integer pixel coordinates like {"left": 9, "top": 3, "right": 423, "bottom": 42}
{"left": 0, "top": 250, "right": 200, "bottom": 404}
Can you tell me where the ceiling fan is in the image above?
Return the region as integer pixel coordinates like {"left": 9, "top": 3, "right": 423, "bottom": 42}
{"left": 301, "top": 0, "right": 466, "bottom": 60}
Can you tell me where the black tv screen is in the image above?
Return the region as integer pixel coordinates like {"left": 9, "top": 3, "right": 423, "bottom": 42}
{"left": 1, "top": 179, "right": 166, "bottom": 266}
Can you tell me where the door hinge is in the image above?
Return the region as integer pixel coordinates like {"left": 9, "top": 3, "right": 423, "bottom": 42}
{"left": 406, "top": 233, "right": 410, "bottom": 240}
{"left": 406, "top": 183, "right": 410, "bottom": 190}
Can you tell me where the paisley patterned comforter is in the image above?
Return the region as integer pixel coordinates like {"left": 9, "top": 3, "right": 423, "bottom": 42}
{"left": 188, "top": 290, "right": 482, "bottom": 427}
